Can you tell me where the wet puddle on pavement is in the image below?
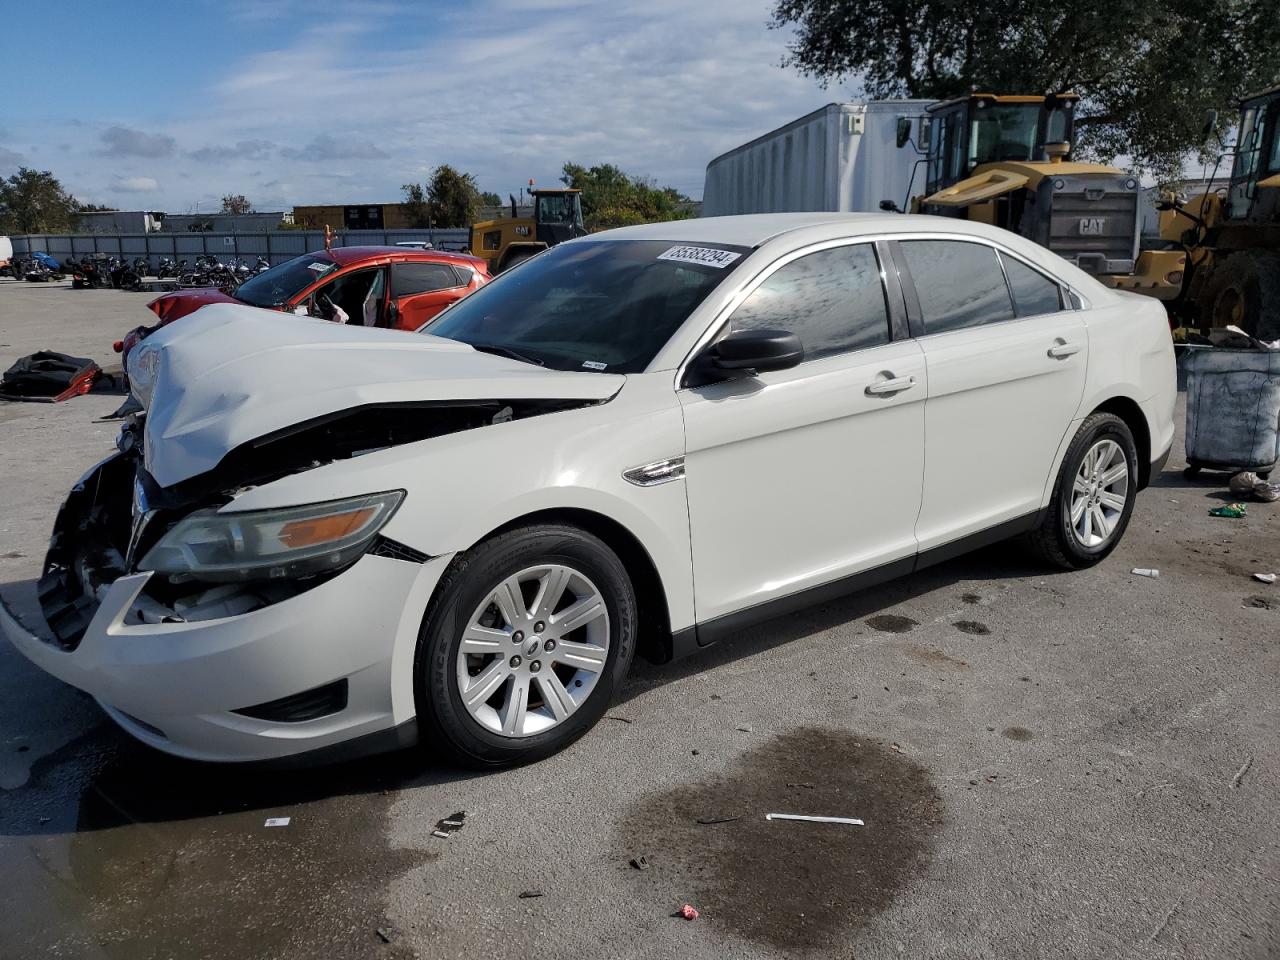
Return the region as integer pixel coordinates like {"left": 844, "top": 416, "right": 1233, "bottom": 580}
{"left": 1, "top": 723, "right": 432, "bottom": 960}
{"left": 618, "top": 727, "right": 943, "bottom": 950}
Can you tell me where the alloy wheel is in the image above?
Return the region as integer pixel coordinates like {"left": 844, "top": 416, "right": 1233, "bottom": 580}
{"left": 456, "top": 564, "right": 610, "bottom": 738}
{"left": 1069, "top": 438, "right": 1129, "bottom": 548}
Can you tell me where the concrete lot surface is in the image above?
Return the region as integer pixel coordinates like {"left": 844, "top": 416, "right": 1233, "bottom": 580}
{"left": 0, "top": 280, "right": 1277, "bottom": 959}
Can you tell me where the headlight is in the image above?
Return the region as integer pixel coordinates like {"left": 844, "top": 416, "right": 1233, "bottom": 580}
{"left": 139, "top": 491, "right": 404, "bottom": 582}
{"left": 1125, "top": 177, "right": 1138, "bottom": 190}
{"left": 1053, "top": 179, "right": 1066, "bottom": 191}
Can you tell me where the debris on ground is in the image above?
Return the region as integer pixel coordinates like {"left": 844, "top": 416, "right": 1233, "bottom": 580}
{"left": 605, "top": 715, "right": 634, "bottom": 723}
{"left": 1253, "top": 573, "right": 1277, "bottom": 584}
{"left": 629, "top": 855, "right": 650, "bottom": 871}
{"left": 1245, "top": 596, "right": 1277, "bottom": 610}
{"left": 1230, "top": 755, "right": 1254, "bottom": 789}
{"left": 0, "top": 351, "right": 105, "bottom": 403}
{"left": 375, "top": 926, "right": 397, "bottom": 944}
{"left": 1229, "top": 471, "right": 1280, "bottom": 503}
{"left": 1209, "top": 503, "right": 1247, "bottom": 518}
{"left": 736, "top": 724, "right": 753, "bottom": 733}
{"left": 264, "top": 817, "right": 290, "bottom": 827}
{"left": 678, "top": 904, "right": 700, "bottom": 921}
{"left": 1131, "top": 568, "right": 1160, "bottom": 578}
{"left": 765, "top": 813, "right": 865, "bottom": 825}
{"left": 695, "top": 815, "right": 740, "bottom": 825}
{"left": 432, "top": 811, "right": 466, "bottom": 839}
{"left": 518, "top": 890, "right": 543, "bottom": 899}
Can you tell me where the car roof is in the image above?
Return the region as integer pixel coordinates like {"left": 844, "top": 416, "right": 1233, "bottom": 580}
{"left": 591, "top": 212, "right": 1024, "bottom": 248}
{"left": 325, "top": 245, "right": 486, "bottom": 268}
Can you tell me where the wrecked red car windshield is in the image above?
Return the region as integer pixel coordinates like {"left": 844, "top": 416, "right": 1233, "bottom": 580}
{"left": 234, "top": 253, "right": 338, "bottom": 308}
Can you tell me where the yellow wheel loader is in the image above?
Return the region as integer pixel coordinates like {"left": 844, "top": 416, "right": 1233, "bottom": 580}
{"left": 890, "top": 93, "right": 1184, "bottom": 299}
{"left": 469, "top": 188, "right": 588, "bottom": 273}
{"left": 1158, "top": 84, "right": 1280, "bottom": 341}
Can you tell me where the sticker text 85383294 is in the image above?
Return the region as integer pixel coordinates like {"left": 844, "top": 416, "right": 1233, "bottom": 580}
{"left": 656, "top": 246, "right": 741, "bottom": 269}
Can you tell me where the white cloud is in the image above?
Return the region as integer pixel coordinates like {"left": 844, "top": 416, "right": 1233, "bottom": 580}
{"left": 100, "top": 126, "right": 176, "bottom": 158}
{"left": 112, "top": 175, "right": 161, "bottom": 193}
{"left": 12, "top": 1, "right": 841, "bottom": 208}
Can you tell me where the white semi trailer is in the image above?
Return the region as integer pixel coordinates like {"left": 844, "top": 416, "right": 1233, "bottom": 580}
{"left": 702, "top": 100, "right": 935, "bottom": 217}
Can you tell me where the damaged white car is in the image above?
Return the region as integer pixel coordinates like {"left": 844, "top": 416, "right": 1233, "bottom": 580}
{"left": 1, "top": 214, "right": 1176, "bottom": 767}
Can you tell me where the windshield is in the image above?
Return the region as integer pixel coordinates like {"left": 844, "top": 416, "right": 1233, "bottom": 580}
{"left": 421, "top": 239, "right": 749, "bottom": 373}
{"left": 234, "top": 252, "right": 338, "bottom": 307}
{"left": 969, "top": 103, "right": 1041, "bottom": 165}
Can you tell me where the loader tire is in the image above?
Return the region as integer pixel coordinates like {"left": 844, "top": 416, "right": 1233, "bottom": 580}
{"left": 1200, "top": 251, "right": 1280, "bottom": 342}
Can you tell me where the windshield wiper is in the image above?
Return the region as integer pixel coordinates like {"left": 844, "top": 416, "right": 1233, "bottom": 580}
{"left": 469, "top": 343, "right": 545, "bottom": 367}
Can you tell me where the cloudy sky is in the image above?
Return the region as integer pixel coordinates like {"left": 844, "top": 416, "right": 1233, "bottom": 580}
{"left": 0, "top": 0, "right": 851, "bottom": 213}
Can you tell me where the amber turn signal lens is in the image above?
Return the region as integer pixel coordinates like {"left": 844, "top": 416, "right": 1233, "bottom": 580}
{"left": 278, "top": 507, "right": 378, "bottom": 548}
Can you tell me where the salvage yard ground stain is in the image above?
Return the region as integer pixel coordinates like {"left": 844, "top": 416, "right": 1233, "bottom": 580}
{"left": 865, "top": 614, "right": 918, "bottom": 634}
{"left": 1, "top": 726, "right": 432, "bottom": 960}
{"left": 1001, "top": 726, "right": 1034, "bottom": 741}
{"left": 1244, "top": 595, "right": 1277, "bottom": 610}
{"left": 953, "top": 620, "right": 992, "bottom": 636}
{"left": 618, "top": 728, "right": 943, "bottom": 950}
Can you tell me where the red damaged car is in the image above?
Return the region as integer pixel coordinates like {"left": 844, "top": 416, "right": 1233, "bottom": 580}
{"left": 120, "top": 246, "right": 490, "bottom": 364}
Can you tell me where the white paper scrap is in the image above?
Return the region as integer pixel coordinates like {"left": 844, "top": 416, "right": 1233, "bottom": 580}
{"left": 264, "top": 817, "right": 291, "bottom": 827}
{"left": 766, "top": 813, "right": 864, "bottom": 825}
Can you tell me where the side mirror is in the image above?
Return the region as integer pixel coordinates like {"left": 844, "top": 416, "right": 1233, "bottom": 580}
{"left": 704, "top": 328, "right": 803, "bottom": 375}
{"left": 879, "top": 199, "right": 902, "bottom": 213}
{"left": 1200, "top": 109, "right": 1218, "bottom": 142}
{"left": 896, "top": 117, "right": 912, "bottom": 149}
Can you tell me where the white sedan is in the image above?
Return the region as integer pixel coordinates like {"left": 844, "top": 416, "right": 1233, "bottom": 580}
{"left": 1, "top": 214, "right": 1175, "bottom": 766}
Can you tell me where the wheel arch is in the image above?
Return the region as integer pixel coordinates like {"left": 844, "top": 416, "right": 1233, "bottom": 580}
{"left": 1090, "top": 395, "right": 1152, "bottom": 488}
{"left": 471, "top": 507, "right": 675, "bottom": 664}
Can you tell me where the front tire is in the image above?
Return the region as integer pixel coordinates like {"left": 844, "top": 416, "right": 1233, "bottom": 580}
{"left": 1030, "top": 413, "right": 1138, "bottom": 569}
{"left": 414, "top": 524, "right": 637, "bottom": 767}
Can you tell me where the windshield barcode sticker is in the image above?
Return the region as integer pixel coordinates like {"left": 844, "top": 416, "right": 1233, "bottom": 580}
{"left": 582, "top": 360, "right": 608, "bottom": 370}
{"left": 657, "top": 246, "right": 741, "bottom": 269}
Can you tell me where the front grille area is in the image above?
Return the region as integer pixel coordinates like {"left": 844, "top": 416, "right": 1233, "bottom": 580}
{"left": 233, "top": 679, "right": 349, "bottom": 723}
{"left": 1044, "top": 175, "right": 1139, "bottom": 273}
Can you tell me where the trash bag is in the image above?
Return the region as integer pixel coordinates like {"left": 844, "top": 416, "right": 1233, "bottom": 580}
{"left": 0, "top": 351, "right": 102, "bottom": 402}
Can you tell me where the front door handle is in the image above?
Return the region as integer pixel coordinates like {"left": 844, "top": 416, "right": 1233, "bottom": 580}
{"left": 1047, "top": 340, "right": 1081, "bottom": 359}
{"left": 865, "top": 375, "right": 916, "bottom": 397}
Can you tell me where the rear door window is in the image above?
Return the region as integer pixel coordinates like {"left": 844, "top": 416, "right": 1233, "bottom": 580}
{"left": 1000, "top": 254, "right": 1063, "bottom": 317}
{"left": 391, "top": 262, "right": 463, "bottom": 298}
{"left": 729, "top": 243, "right": 891, "bottom": 362}
{"left": 899, "top": 240, "right": 1015, "bottom": 333}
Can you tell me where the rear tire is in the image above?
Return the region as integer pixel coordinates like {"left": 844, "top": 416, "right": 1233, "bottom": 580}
{"left": 1030, "top": 413, "right": 1139, "bottom": 569}
{"left": 1200, "top": 251, "right": 1280, "bottom": 342}
{"left": 414, "top": 523, "right": 637, "bottom": 768}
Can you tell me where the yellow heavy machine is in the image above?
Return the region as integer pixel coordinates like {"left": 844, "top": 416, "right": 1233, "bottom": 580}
{"left": 1157, "top": 83, "right": 1280, "bottom": 341}
{"left": 892, "top": 93, "right": 1184, "bottom": 299}
{"left": 469, "top": 188, "right": 588, "bottom": 273}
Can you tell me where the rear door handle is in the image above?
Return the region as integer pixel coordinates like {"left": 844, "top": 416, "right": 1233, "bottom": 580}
{"left": 865, "top": 375, "right": 916, "bottom": 397}
{"left": 1047, "top": 341, "right": 1081, "bottom": 359}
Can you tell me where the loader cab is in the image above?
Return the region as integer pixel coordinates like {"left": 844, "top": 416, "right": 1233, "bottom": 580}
{"left": 532, "top": 189, "right": 586, "bottom": 246}
{"left": 1226, "top": 85, "right": 1280, "bottom": 224}
{"left": 925, "top": 94, "right": 1077, "bottom": 193}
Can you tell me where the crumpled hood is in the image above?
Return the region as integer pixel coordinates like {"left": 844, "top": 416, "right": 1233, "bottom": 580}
{"left": 128, "top": 302, "right": 624, "bottom": 488}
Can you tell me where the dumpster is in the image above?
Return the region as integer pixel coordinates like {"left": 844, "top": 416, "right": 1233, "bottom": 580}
{"left": 1183, "top": 347, "right": 1280, "bottom": 479}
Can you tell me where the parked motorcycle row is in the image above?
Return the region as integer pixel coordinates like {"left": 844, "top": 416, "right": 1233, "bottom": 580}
{"left": 3, "top": 253, "right": 272, "bottom": 292}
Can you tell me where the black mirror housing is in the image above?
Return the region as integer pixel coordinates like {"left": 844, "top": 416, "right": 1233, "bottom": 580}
{"left": 711, "top": 328, "right": 803, "bottom": 372}
{"left": 896, "top": 117, "right": 912, "bottom": 149}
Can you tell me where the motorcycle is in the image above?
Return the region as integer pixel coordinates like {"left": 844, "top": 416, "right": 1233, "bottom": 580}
{"left": 156, "top": 256, "right": 177, "bottom": 280}
{"left": 23, "top": 252, "right": 63, "bottom": 282}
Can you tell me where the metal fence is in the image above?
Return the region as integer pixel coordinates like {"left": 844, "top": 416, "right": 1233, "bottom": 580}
{"left": 9, "top": 229, "right": 472, "bottom": 271}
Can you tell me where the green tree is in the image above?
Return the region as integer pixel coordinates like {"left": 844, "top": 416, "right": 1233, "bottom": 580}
{"left": 771, "top": 0, "right": 1280, "bottom": 180}
{"left": 480, "top": 191, "right": 502, "bottom": 207}
{"left": 0, "top": 168, "right": 81, "bottom": 234}
{"left": 221, "top": 194, "right": 252, "bottom": 214}
{"left": 426, "top": 165, "right": 482, "bottom": 228}
{"left": 402, "top": 168, "right": 483, "bottom": 227}
{"left": 559, "top": 162, "right": 692, "bottom": 230}
{"left": 401, "top": 182, "right": 431, "bottom": 227}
